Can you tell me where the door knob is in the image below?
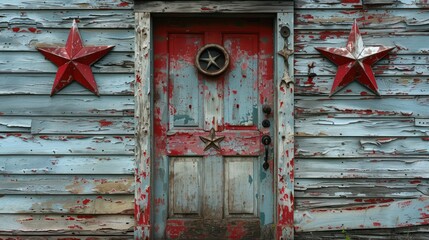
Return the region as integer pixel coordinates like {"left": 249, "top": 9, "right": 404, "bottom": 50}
{"left": 261, "top": 135, "right": 271, "bottom": 170}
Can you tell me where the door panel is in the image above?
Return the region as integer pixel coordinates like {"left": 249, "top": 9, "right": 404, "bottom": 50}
{"left": 154, "top": 17, "right": 274, "bottom": 239}
{"left": 169, "top": 157, "right": 202, "bottom": 217}
{"left": 225, "top": 157, "right": 258, "bottom": 216}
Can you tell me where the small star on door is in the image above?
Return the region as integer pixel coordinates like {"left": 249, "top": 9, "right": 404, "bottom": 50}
{"left": 199, "top": 128, "right": 225, "bottom": 151}
{"left": 200, "top": 50, "right": 220, "bottom": 70}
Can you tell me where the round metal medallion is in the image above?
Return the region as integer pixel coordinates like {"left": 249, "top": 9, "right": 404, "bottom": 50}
{"left": 195, "top": 44, "right": 229, "bottom": 76}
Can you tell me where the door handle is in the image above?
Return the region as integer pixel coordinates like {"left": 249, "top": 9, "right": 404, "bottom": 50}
{"left": 261, "top": 135, "right": 271, "bottom": 170}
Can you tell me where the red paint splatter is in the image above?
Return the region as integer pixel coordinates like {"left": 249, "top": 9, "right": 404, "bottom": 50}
{"left": 12, "top": 27, "right": 20, "bottom": 32}
{"left": 67, "top": 225, "right": 83, "bottom": 230}
{"left": 117, "top": 1, "right": 130, "bottom": 7}
{"left": 341, "top": 0, "right": 360, "bottom": 3}
{"left": 201, "top": 7, "right": 213, "bottom": 11}
{"left": 360, "top": 91, "right": 368, "bottom": 96}
{"left": 99, "top": 119, "right": 113, "bottom": 127}
{"left": 136, "top": 75, "right": 142, "bottom": 83}
{"left": 82, "top": 199, "right": 91, "bottom": 205}
{"left": 373, "top": 222, "right": 381, "bottom": 227}
{"left": 76, "top": 215, "right": 94, "bottom": 219}
{"left": 166, "top": 219, "right": 186, "bottom": 239}
{"left": 28, "top": 27, "right": 40, "bottom": 33}
{"left": 65, "top": 216, "right": 75, "bottom": 221}
{"left": 227, "top": 221, "right": 246, "bottom": 239}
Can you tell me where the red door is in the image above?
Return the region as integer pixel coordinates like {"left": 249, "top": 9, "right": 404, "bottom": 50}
{"left": 153, "top": 17, "right": 274, "bottom": 239}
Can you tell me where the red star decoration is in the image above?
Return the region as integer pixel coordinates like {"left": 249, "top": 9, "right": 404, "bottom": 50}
{"left": 37, "top": 20, "right": 114, "bottom": 96}
{"left": 315, "top": 20, "right": 394, "bottom": 96}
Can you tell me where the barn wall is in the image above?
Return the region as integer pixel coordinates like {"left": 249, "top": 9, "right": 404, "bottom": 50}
{"left": 294, "top": 0, "right": 429, "bottom": 239}
{"left": 0, "top": 0, "right": 135, "bottom": 238}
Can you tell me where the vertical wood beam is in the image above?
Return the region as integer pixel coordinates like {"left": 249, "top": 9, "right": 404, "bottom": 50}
{"left": 135, "top": 12, "right": 152, "bottom": 240}
{"left": 275, "top": 12, "right": 295, "bottom": 240}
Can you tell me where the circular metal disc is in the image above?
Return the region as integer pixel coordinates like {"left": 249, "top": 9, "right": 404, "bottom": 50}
{"left": 195, "top": 44, "right": 230, "bottom": 76}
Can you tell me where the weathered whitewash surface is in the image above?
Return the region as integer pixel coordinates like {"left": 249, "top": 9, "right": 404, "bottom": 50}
{"left": 294, "top": 0, "right": 429, "bottom": 238}
{"left": 0, "top": 0, "right": 134, "bottom": 237}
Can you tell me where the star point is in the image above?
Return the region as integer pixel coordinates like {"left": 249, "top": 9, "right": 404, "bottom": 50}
{"left": 37, "top": 20, "right": 114, "bottom": 96}
{"left": 315, "top": 20, "right": 394, "bottom": 96}
{"left": 199, "top": 128, "right": 225, "bottom": 151}
{"left": 200, "top": 50, "right": 220, "bottom": 70}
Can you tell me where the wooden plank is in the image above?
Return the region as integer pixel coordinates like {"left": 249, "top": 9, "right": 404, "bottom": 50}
{"left": 295, "top": 226, "right": 429, "bottom": 240}
{"left": 0, "top": 214, "right": 133, "bottom": 235}
{"left": 134, "top": 12, "right": 151, "bottom": 239}
{"left": 296, "top": 56, "right": 429, "bottom": 78}
{"left": 0, "top": 175, "right": 134, "bottom": 194}
{"left": 0, "top": 28, "right": 134, "bottom": 52}
{"left": 135, "top": 1, "right": 293, "bottom": 13}
{"left": 0, "top": 195, "right": 133, "bottom": 214}
{"left": 0, "top": 117, "right": 31, "bottom": 132}
{"left": 296, "top": 197, "right": 399, "bottom": 209}
{"left": 0, "top": 10, "right": 133, "bottom": 29}
{"left": 295, "top": 96, "right": 429, "bottom": 117}
{"left": 0, "top": 52, "right": 133, "bottom": 73}
{"left": 0, "top": 73, "right": 133, "bottom": 95}
{"left": 295, "top": 0, "right": 427, "bottom": 9}
{"left": 276, "top": 12, "right": 295, "bottom": 240}
{"left": 296, "top": 158, "right": 429, "bottom": 178}
{"left": 0, "top": 95, "right": 133, "bottom": 116}
{"left": 296, "top": 136, "right": 429, "bottom": 158}
{"left": 0, "top": 134, "right": 134, "bottom": 155}
{"left": 0, "top": 156, "right": 133, "bottom": 174}
{"left": 296, "top": 117, "right": 428, "bottom": 137}
{"left": 0, "top": 116, "right": 134, "bottom": 134}
{"left": 169, "top": 157, "right": 202, "bottom": 216}
{"left": 295, "top": 178, "right": 429, "bottom": 198}
{"left": 30, "top": 117, "right": 134, "bottom": 134}
{"left": 295, "top": 197, "right": 429, "bottom": 232}
{"left": 295, "top": 9, "right": 429, "bottom": 30}
{"left": 0, "top": 0, "right": 133, "bottom": 9}
{"left": 295, "top": 76, "right": 429, "bottom": 96}
{"left": 296, "top": 31, "right": 429, "bottom": 55}
{"left": 0, "top": 237, "right": 132, "bottom": 240}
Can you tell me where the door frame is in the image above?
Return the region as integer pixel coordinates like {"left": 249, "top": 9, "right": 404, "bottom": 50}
{"left": 134, "top": 2, "right": 295, "bottom": 239}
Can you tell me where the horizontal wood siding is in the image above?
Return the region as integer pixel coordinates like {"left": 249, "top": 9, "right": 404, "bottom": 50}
{"left": 0, "top": 0, "right": 134, "bottom": 237}
{"left": 294, "top": 0, "right": 429, "bottom": 238}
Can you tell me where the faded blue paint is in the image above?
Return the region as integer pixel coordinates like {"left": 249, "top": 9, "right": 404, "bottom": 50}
{"left": 224, "top": 35, "right": 259, "bottom": 127}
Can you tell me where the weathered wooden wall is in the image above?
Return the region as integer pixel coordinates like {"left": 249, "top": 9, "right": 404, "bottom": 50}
{"left": 294, "top": 0, "right": 429, "bottom": 239}
{"left": 0, "top": 0, "right": 135, "bottom": 238}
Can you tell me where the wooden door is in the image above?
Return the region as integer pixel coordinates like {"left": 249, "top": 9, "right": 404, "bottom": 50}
{"left": 153, "top": 17, "right": 274, "bottom": 239}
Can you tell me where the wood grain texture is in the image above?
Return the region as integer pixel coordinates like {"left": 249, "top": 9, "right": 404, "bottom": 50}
{"left": 295, "top": 197, "right": 429, "bottom": 232}
{"left": 0, "top": 195, "right": 133, "bottom": 214}
{"left": 295, "top": 178, "right": 429, "bottom": 198}
{"left": 296, "top": 158, "right": 429, "bottom": 178}
{"left": 295, "top": 76, "right": 429, "bottom": 96}
{"left": 0, "top": 214, "right": 133, "bottom": 234}
{"left": 295, "top": 0, "right": 428, "bottom": 9}
{"left": 134, "top": 12, "right": 151, "bottom": 239}
{"left": 296, "top": 117, "right": 428, "bottom": 137}
{"left": 0, "top": 0, "right": 133, "bottom": 9}
{"left": 295, "top": 96, "right": 429, "bottom": 117}
{"left": 0, "top": 29, "right": 134, "bottom": 52}
{"left": 0, "top": 155, "right": 133, "bottom": 174}
{"left": 296, "top": 136, "right": 429, "bottom": 158}
{"left": 0, "top": 134, "right": 134, "bottom": 155}
{"left": 0, "top": 175, "right": 134, "bottom": 195}
{"left": 135, "top": 1, "right": 293, "bottom": 13}
{"left": 0, "top": 237, "right": 133, "bottom": 240}
{"left": 0, "top": 74, "right": 133, "bottom": 95}
{"left": 0, "top": 95, "right": 134, "bottom": 116}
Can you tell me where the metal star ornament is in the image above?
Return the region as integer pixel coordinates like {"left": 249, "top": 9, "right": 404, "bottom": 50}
{"left": 37, "top": 20, "right": 114, "bottom": 96}
{"left": 200, "top": 50, "right": 220, "bottom": 70}
{"left": 199, "top": 128, "right": 225, "bottom": 151}
{"left": 315, "top": 20, "right": 394, "bottom": 96}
